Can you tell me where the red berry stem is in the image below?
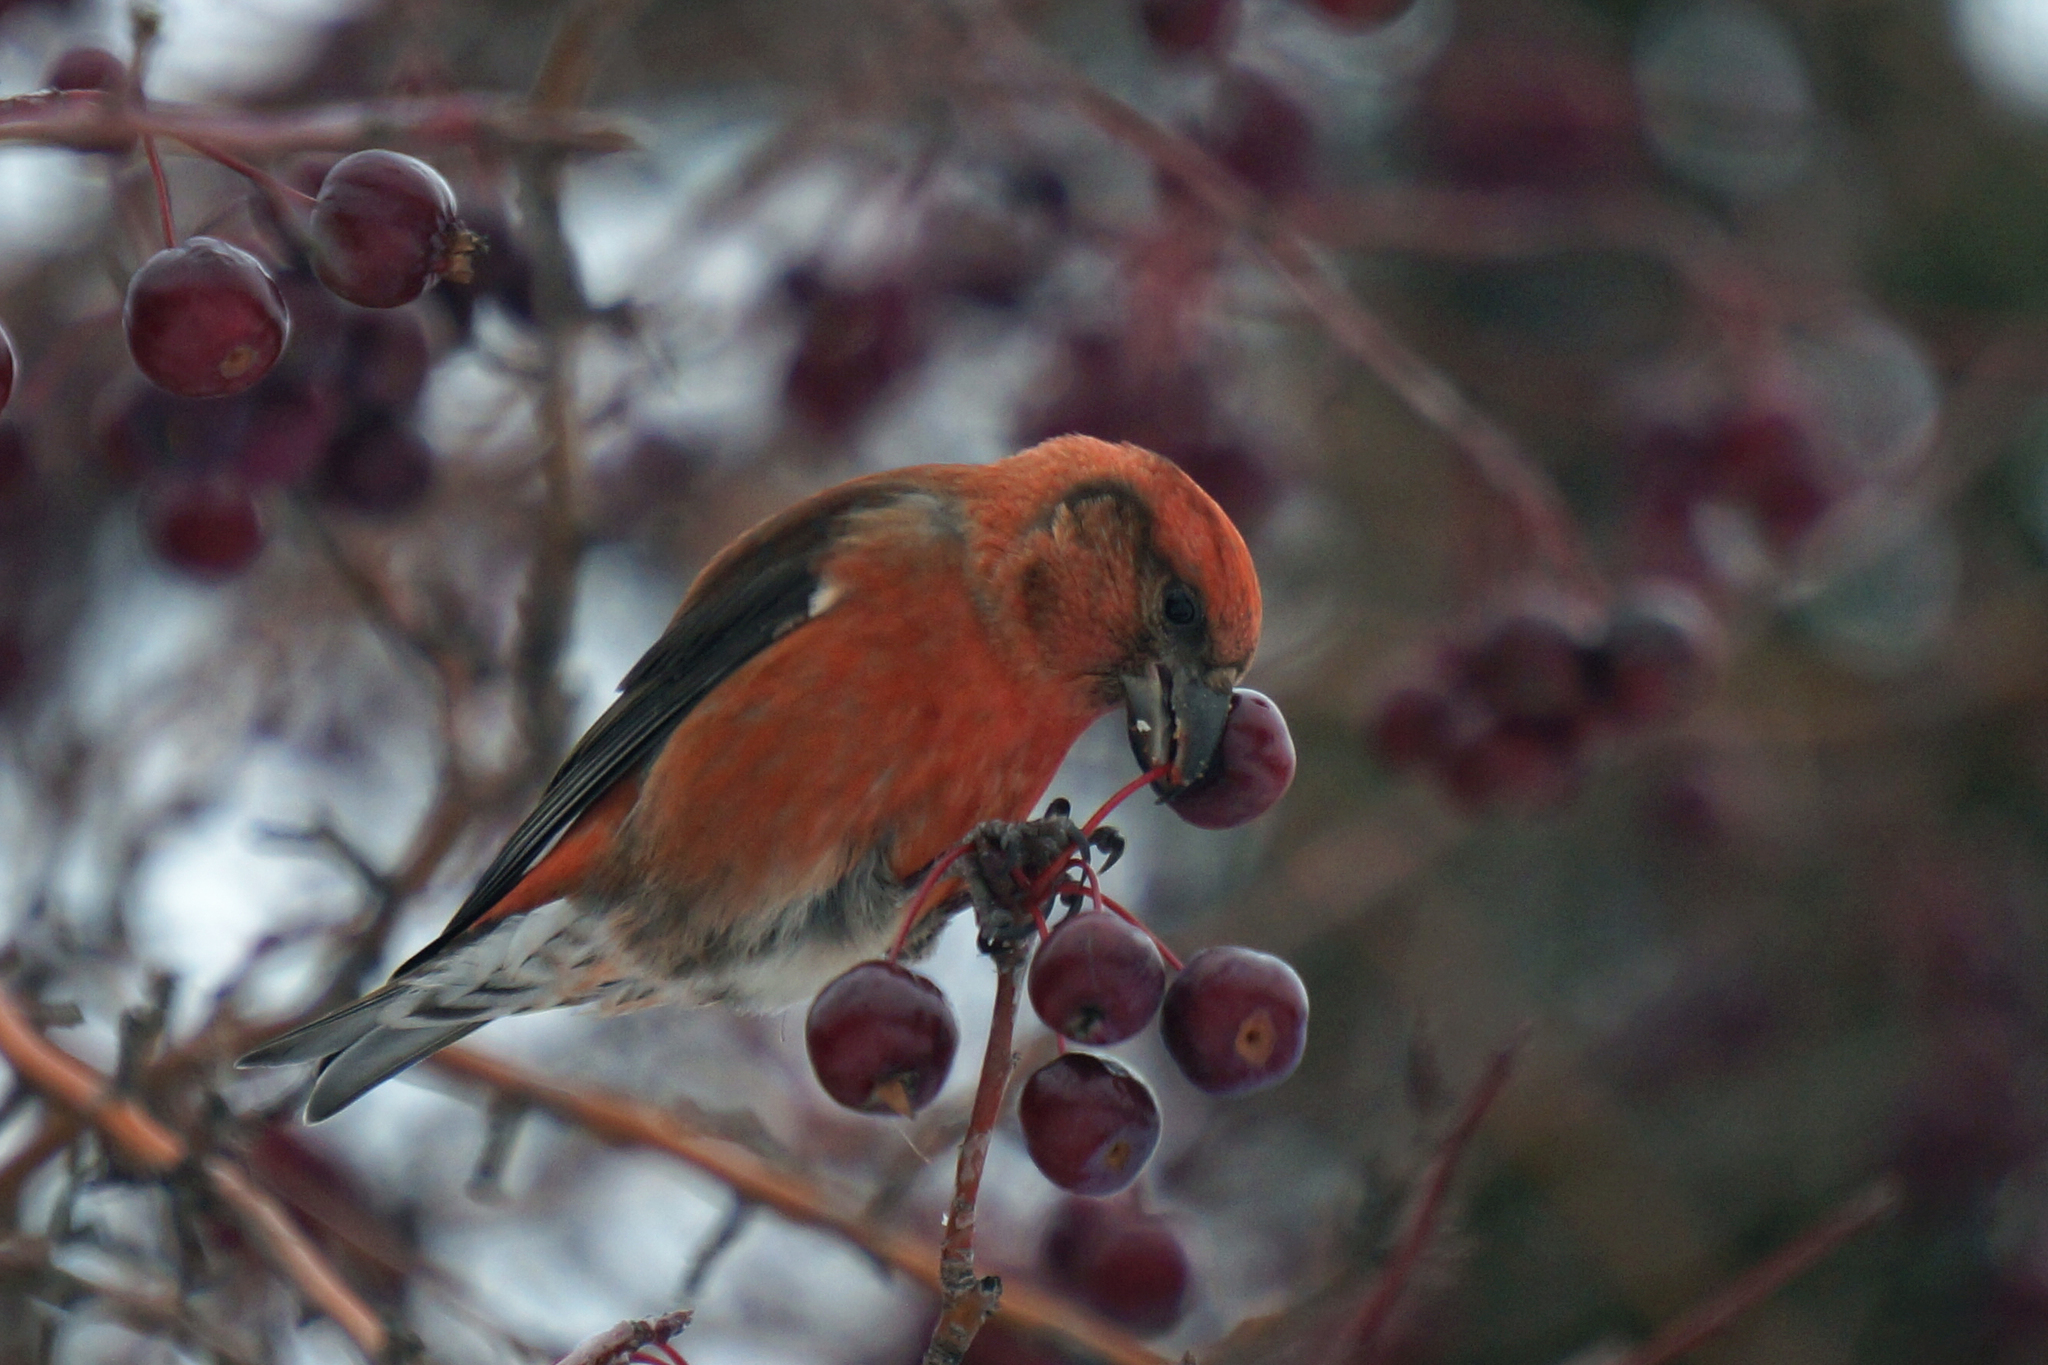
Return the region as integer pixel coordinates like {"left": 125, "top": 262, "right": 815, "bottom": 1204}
{"left": 886, "top": 843, "right": 973, "bottom": 960}
{"left": 1084, "top": 764, "right": 1170, "bottom": 837}
{"left": 1336, "top": 1027, "right": 1529, "bottom": 1365}
{"left": 1097, "top": 892, "right": 1183, "bottom": 972}
{"left": 142, "top": 134, "right": 176, "bottom": 250}
{"left": 1608, "top": 1181, "right": 1899, "bottom": 1365}
{"left": 922, "top": 938, "right": 1027, "bottom": 1365}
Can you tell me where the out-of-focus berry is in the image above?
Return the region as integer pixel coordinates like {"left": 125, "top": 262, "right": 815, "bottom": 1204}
{"left": 1167, "top": 688, "right": 1296, "bottom": 829}
{"left": 1372, "top": 687, "right": 1454, "bottom": 771}
{"left": 1588, "top": 580, "right": 1721, "bottom": 726}
{"left": 237, "top": 380, "right": 340, "bottom": 487}
{"left": 46, "top": 45, "right": 126, "bottom": 91}
{"left": 1140, "top": 0, "right": 1240, "bottom": 54}
{"left": 1029, "top": 912, "right": 1167, "bottom": 1046}
{"left": 125, "top": 239, "right": 290, "bottom": 399}
{"left": 316, "top": 417, "right": 434, "bottom": 515}
{"left": 1201, "top": 68, "right": 1318, "bottom": 200}
{"left": 1041, "top": 1198, "right": 1192, "bottom": 1335}
{"left": 1160, "top": 946, "right": 1308, "bottom": 1094}
{"left": 145, "top": 482, "right": 265, "bottom": 577}
{"left": 1019, "top": 1053, "right": 1161, "bottom": 1196}
{"left": 805, "top": 961, "right": 959, "bottom": 1116}
{"left": 1304, "top": 0, "right": 1412, "bottom": 27}
{"left": 311, "top": 151, "right": 473, "bottom": 309}
{"left": 1421, "top": 20, "right": 1643, "bottom": 189}
{"left": 1443, "top": 719, "right": 1582, "bottom": 813}
{"left": 1463, "top": 609, "right": 1595, "bottom": 723}
{"left": 784, "top": 273, "right": 926, "bottom": 436}
{"left": 342, "top": 310, "right": 431, "bottom": 411}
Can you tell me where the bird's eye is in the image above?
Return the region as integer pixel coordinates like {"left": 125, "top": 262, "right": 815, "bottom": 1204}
{"left": 1163, "top": 584, "right": 1201, "bottom": 628}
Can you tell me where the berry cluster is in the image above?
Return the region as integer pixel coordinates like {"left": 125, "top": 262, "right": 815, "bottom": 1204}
{"left": 1371, "top": 583, "right": 1721, "bottom": 811}
{"left": 806, "top": 690, "right": 1305, "bottom": 1205}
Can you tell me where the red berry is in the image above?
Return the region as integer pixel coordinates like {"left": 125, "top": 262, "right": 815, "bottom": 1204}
{"left": 46, "top": 46, "right": 127, "bottom": 91}
{"left": 1160, "top": 946, "right": 1307, "bottom": 1095}
{"left": 316, "top": 417, "right": 434, "bottom": 515}
{"left": 1019, "top": 1054, "right": 1161, "bottom": 1196}
{"left": 784, "top": 276, "right": 924, "bottom": 435}
{"left": 1140, "top": 0, "right": 1239, "bottom": 54}
{"left": 1592, "top": 581, "right": 1720, "bottom": 727}
{"left": 1201, "top": 69, "right": 1318, "bottom": 200}
{"left": 1029, "top": 912, "right": 1167, "bottom": 1046}
{"left": 1443, "top": 720, "right": 1581, "bottom": 812}
{"left": 1168, "top": 688, "right": 1296, "bottom": 829}
{"left": 124, "top": 239, "right": 290, "bottom": 399}
{"left": 342, "top": 310, "right": 431, "bottom": 411}
{"left": 145, "top": 482, "right": 264, "bottom": 577}
{"left": 1042, "top": 1198, "right": 1192, "bottom": 1335}
{"left": 805, "top": 961, "right": 959, "bottom": 1116}
{"left": 1372, "top": 686, "right": 1453, "bottom": 770}
{"left": 1422, "top": 23, "right": 1642, "bottom": 190}
{"left": 1306, "top": 0, "right": 1411, "bottom": 26}
{"left": 311, "top": 151, "right": 473, "bottom": 309}
{"left": 1463, "top": 610, "right": 1596, "bottom": 723}
{"left": 237, "top": 381, "right": 340, "bottom": 487}
{"left": 0, "top": 321, "right": 14, "bottom": 415}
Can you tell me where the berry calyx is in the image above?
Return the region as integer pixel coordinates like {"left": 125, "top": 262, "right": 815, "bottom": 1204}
{"left": 125, "top": 239, "right": 290, "bottom": 399}
{"left": 1018, "top": 1053, "right": 1161, "bottom": 1196}
{"left": 1167, "top": 688, "right": 1296, "bottom": 829}
{"left": 310, "top": 151, "right": 474, "bottom": 309}
{"left": 1160, "top": 946, "right": 1308, "bottom": 1095}
{"left": 805, "top": 960, "right": 958, "bottom": 1116}
{"left": 1041, "top": 1198, "right": 1192, "bottom": 1335}
{"left": 1029, "top": 911, "right": 1167, "bottom": 1046}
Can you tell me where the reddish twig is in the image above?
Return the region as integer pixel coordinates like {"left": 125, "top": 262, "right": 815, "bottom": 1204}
{"left": 1611, "top": 1181, "right": 1900, "bottom": 1365}
{"left": 1336, "top": 1027, "right": 1530, "bottom": 1365}
{"left": 889, "top": 843, "right": 974, "bottom": 958}
{"left": 555, "top": 1308, "right": 694, "bottom": 1365}
{"left": 923, "top": 947, "right": 1026, "bottom": 1365}
{"left": 0, "top": 987, "right": 389, "bottom": 1358}
{"left": 426, "top": 1046, "right": 1168, "bottom": 1365}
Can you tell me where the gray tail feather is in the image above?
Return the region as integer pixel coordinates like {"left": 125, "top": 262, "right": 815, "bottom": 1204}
{"left": 303, "top": 1019, "right": 484, "bottom": 1122}
{"left": 238, "top": 984, "right": 483, "bottom": 1121}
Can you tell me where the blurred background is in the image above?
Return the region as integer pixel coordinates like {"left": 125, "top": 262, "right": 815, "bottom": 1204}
{"left": 4, "top": 0, "right": 2048, "bottom": 1360}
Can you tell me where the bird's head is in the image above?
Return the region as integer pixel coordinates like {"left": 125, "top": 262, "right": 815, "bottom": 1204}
{"left": 976, "top": 436, "right": 1262, "bottom": 798}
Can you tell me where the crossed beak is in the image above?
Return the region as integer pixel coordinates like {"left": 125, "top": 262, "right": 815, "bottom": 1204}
{"left": 1123, "top": 661, "right": 1234, "bottom": 798}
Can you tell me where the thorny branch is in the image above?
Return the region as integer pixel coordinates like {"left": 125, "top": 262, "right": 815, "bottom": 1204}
{"left": 0, "top": 986, "right": 390, "bottom": 1358}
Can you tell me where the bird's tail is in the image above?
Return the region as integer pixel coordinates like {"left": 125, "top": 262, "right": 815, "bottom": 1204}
{"left": 238, "top": 983, "right": 485, "bottom": 1122}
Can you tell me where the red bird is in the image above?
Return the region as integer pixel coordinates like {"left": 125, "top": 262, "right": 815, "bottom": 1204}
{"left": 242, "top": 435, "right": 1262, "bottom": 1120}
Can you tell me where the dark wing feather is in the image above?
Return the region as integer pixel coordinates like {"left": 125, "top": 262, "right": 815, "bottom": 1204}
{"left": 389, "top": 478, "right": 918, "bottom": 978}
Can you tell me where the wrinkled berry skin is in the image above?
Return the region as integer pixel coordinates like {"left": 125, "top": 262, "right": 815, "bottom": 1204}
{"left": 125, "top": 239, "right": 290, "bottom": 399}
{"left": 311, "top": 151, "right": 471, "bottom": 309}
{"left": 1168, "top": 688, "right": 1296, "bottom": 829}
{"left": 1019, "top": 1053, "right": 1161, "bottom": 1196}
{"left": 805, "top": 960, "right": 959, "bottom": 1116}
{"left": 1161, "top": 946, "right": 1308, "bottom": 1095}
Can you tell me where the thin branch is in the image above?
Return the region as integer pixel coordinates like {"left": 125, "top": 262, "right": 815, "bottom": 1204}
{"left": 1611, "top": 1181, "right": 1900, "bottom": 1365}
{"left": 923, "top": 949, "right": 1025, "bottom": 1365}
{"left": 1337, "top": 1027, "right": 1529, "bottom": 1365}
{"left": 555, "top": 1309, "right": 693, "bottom": 1365}
{"left": 427, "top": 1046, "right": 1170, "bottom": 1365}
{"left": 0, "top": 987, "right": 389, "bottom": 1358}
{"left": 0, "top": 91, "right": 635, "bottom": 156}
{"left": 0, "top": 1235, "right": 266, "bottom": 1365}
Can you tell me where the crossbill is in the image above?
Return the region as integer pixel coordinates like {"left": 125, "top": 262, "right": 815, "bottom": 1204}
{"left": 242, "top": 435, "right": 1262, "bottom": 1120}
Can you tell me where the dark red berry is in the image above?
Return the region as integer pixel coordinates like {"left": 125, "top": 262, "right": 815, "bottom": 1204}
{"left": 1140, "top": 0, "right": 1239, "bottom": 54}
{"left": 1710, "top": 411, "right": 1830, "bottom": 546}
{"left": 47, "top": 46, "right": 126, "bottom": 91}
{"left": 1593, "top": 581, "right": 1720, "bottom": 727}
{"left": 342, "top": 310, "right": 431, "bottom": 411}
{"left": 1372, "top": 686, "right": 1453, "bottom": 770}
{"left": 1029, "top": 912, "right": 1167, "bottom": 1046}
{"left": 1422, "top": 23, "right": 1642, "bottom": 190}
{"left": 1201, "top": 69, "right": 1318, "bottom": 200}
{"left": 311, "top": 150, "right": 473, "bottom": 309}
{"left": 237, "top": 381, "right": 340, "bottom": 487}
{"left": 1019, "top": 1054, "right": 1161, "bottom": 1196}
{"left": 145, "top": 482, "right": 264, "bottom": 577}
{"left": 806, "top": 961, "right": 959, "bottom": 1116}
{"left": 1042, "top": 1198, "right": 1192, "bottom": 1335}
{"left": 1307, "top": 0, "right": 1411, "bottom": 26}
{"left": 0, "top": 321, "right": 14, "bottom": 415}
{"left": 1463, "top": 610, "right": 1595, "bottom": 723}
{"left": 1160, "top": 946, "right": 1307, "bottom": 1095}
{"left": 124, "top": 239, "right": 289, "bottom": 399}
{"left": 1442, "top": 720, "right": 1581, "bottom": 813}
{"left": 1168, "top": 688, "right": 1296, "bottom": 829}
{"left": 316, "top": 417, "right": 434, "bottom": 515}
{"left": 784, "top": 276, "right": 924, "bottom": 435}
